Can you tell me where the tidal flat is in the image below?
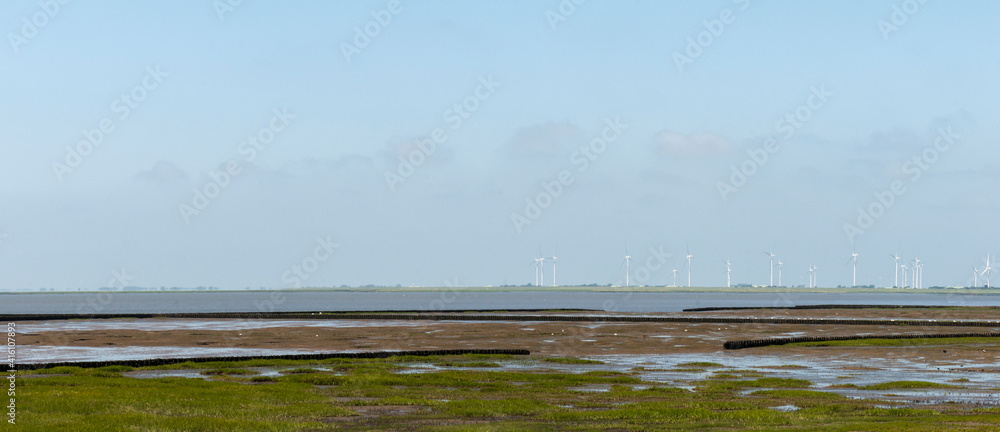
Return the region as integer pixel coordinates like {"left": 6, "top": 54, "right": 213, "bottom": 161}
{"left": 11, "top": 307, "right": 1000, "bottom": 430}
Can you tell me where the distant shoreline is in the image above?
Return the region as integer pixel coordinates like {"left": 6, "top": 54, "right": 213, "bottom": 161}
{"left": 5, "top": 286, "right": 1000, "bottom": 295}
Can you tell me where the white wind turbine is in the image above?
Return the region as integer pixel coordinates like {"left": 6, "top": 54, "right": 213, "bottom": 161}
{"left": 685, "top": 244, "right": 694, "bottom": 288}
{"left": 973, "top": 266, "right": 980, "bottom": 288}
{"left": 531, "top": 256, "right": 542, "bottom": 286}
{"left": 911, "top": 258, "right": 919, "bottom": 289}
{"left": 777, "top": 259, "right": 783, "bottom": 287}
{"left": 672, "top": 267, "right": 677, "bottom": 288}
{"left": 901, "top": 263, "right": 908, "bottom": 288}
{"left": 550, "top": 255, "right": 558, "bottom": 287}
{"left": 890, "top": 253, "right": 900, "bottom": 288}
{"left": 981, "top": 254, "right": 992, "bottom": 289}
{"left": 764, "top": 250, "right": 776, "bottom": 287}
{"left": 538, "top": 255, "right": 547, "bottom": 287}
{"left": 808, "top": 266, "right": 816, "bottom": 288}
{"left": 619, "top": 243, "right": 632, "bottom": 288}
{"left": 847, "top": 248, "right": 859, "bottom": 287}
{"left": 726, "top": 259, "right": 732, "bottom": 288}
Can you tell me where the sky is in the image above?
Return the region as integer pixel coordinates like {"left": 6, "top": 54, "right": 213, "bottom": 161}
{"left": 1, "top": 0, "right": 999, "bottom": 291}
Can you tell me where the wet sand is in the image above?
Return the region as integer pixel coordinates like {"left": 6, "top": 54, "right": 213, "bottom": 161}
{"left": 16, "top": 310, "right": 1000, "bottom": 362}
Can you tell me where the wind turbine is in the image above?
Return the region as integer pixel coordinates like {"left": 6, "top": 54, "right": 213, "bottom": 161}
{"left": 550, "top": 255, "right": 558, "bottom": 287}
{"left": 777, "top": 259, "right": 783, "bottom": 287}
{"left": 726, "top": 259, "right": 732, "bottom": 288}
{"left": 973, "top": 266, "right": 980, "bottom": 288}
{"left": 808, "top": 266, "right": 816, "bottom": 288}
{"left": 764, "top": 250, "right": 775, "bottom": 287}
{"left": 981, "top": 254, "right": 992, "bottom": 289}
{"left": 538, "top": 255, "right": 547, "bottom": 287}
{"left": 847, "top": 248, "right": 859, "bottom": 287}
{"left": 912, "top": 258, "right": 921, "bottom": 289}
{"left": 531, "top": 257, "right": 541, "bottom": 286}
{"left": 685, "top": 244, "right": 694, "bottom": 288}
{"left": 901, "top": 263, "right": 908, "bottom": 288}
{"left": 619, "top": 243, "right": 632, "bottom": 287}
{"left": 890, "top": 254, "right": 900, "bottom": 288}
{"left": 672, "top": 267, "right": 677, "bottom": 288}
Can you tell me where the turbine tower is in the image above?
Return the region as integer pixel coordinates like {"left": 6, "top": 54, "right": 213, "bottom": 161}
{"left": 847, "top": 249, "right": 859, "bottom": 287}
{"left": 777, "top": 259, "right": 783, "bottom": 287}
{"left": 808, "top": 266, "right": 816, "bottom": 288}
{"left": 538, "top": 255, "right": 547, "bottom": 287}
{"left": 981, "top": 254, "right": 992, "bottom": 289}
{"left": 531, "top": 257, "right": 541, "bottom": 286}
{"left": 685, "top": 244, "right": 694, "bottom": 288}
{"left": 551, "top": 255, "right": 558, "bottom": 287}
{"left": 764, "top": 250, "right": 775, "bottom": 287}
{"left": 974, "top": 266, "right": 980, "bottom": 288}
{"left": 726, "top": 259, "right": 732, "bottom": 288}
{"left": 901, "top": 263, "right": 908, "bottom": 288}
{"left": 890, "top": 254, "right": 900, "bottom": 288}
{"left": 672, "top": 267, "right": 677, "bottom": 288}
{"left": 619, "top": 243, "right": 632, "bottom": 288}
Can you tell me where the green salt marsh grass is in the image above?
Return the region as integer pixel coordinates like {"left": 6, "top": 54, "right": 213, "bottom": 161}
{"left": 14, "top": 354, "right": 995, "bottom": 431}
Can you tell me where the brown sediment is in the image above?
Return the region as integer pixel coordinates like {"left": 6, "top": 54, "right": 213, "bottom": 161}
{"left": 15, "top": 308, "right": 1000, "bottom": 363}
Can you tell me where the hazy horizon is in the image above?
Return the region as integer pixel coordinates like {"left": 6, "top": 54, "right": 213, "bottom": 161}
{"left": 2, "top": 1, "right": 999, "bottom": 291}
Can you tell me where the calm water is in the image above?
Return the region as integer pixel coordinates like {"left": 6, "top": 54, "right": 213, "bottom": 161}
{"left": 3, "top": 290, "right": 999, "bottom": 314}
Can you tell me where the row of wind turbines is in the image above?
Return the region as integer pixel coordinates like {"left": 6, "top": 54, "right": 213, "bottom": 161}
{"left": 533, "top": 245, "right": 995, "bottom": 288}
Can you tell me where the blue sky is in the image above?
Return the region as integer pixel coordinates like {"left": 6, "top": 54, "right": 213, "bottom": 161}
{"left": 1, "top": 0, "right": 998, "bottom": 290}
